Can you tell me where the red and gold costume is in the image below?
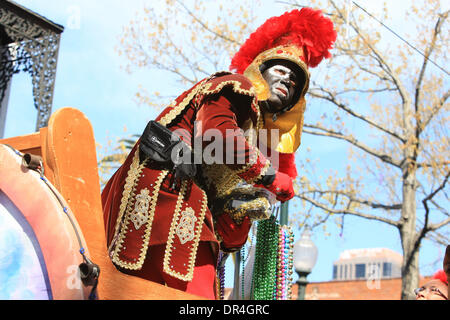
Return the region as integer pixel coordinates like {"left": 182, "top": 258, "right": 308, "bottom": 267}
{"left": 102, "top": 8, "right": 336, "bottom": 300}
{"left": 102, "top": 72, "right": 269, "bottom": 299}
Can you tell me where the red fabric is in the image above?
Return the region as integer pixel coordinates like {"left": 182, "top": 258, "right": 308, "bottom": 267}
{"left": 102, "top": 143, "right": 218, "bottom": 248}
{"left": 102, "top": 74, "right": 262, "bottom": 296}
{"left": 261, "top": 171, "right": 295, "bottom": 203}
{"left": 278, "top": 152, "right": 298, "bottom": 179}
{"left": 215, "top": 214, "right": 252, "bottom": 251}
{"left": 263, "top": 147, "right": 298, "bottom": 179}
{"left": 195, "top": 93, "right": 269, "bottom": 182}
{"left": 230, "top": 8, "right": 337, "bottom": 73}
{"left": 118, "top": 242, "right": 217, "bottom": 300}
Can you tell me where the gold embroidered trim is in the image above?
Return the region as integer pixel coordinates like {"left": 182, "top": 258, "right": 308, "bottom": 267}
{"left": 109, "top": 147, "right": 169, "bottom": 270}
{"left": 245, "top": 152, "right": 271, "bottom": 185}
{"left": 158, "top": 72, "right": 265, "bottom": 187}
{"left": 198, "top": 79, "right": 255, "bottom": 98}
{"left": 175, "top": 207, "right": 197, "bottom": 244}
{"left": 130, "top": 188, "right": 151, "bottom": 230}
{"left": 224, "top": 196, "right": 271, "bottom": 225}
{"left": 158, "top": 77, "right": 210, "bottom": 127}
{"left": 202, "top": 164, "right": 243, "bottom": 198}
{"left": 132, "top": 169, "right": 169, "bottom": 268}
{"left": 163, "top": 184, "right": 208, "bottom": 282}
{"left": 258, "top": 156, "right": 272, "bottom": 181}
{"left": 202, "top": 149, "right": 270, "bottom": 198}
{"left": 158, "top": 72, "right": 261, "bottom": 130}
{"left": 108, "top": 149, "right": 146, "bottom": 254}
{"left": 198, "top": 77, "right": 263, "bottom": 135}
{"left": 163, "top": 180, "right": 187, "bottom": 279}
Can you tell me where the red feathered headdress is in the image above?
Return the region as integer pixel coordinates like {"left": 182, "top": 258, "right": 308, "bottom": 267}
{"left": 229, "top": 8, "right": 337, "bottom": 179}
{"left": 230, "top": 8, "right": 337, "bottom": 73}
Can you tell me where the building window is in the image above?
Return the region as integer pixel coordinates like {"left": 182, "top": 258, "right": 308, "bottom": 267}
{"left": 333, "top": 265, "right": 337, "bottom": 280}
{"left": 355, "top": 263, "right": 366, "bottom": 279}
{"left": 383, "top": 262, "right": 392, "bottom": 277}
{"left": 344, "top": 264, "right": 347, "bottom": 280}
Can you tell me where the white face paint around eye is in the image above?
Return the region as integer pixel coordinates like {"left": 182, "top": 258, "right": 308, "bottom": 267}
{"left": 262, "top": 64, "right": 298, "bottom": 111}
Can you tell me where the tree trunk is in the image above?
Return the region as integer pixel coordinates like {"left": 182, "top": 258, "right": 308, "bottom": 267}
{"left": 399, "top": 163, "right": 420, "bottom": 300}
{"left": 400, "top": 234, "right": 420, "bottom": 300}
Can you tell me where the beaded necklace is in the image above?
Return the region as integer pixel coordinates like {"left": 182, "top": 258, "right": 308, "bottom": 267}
{"left": 275, "top": 225, "right": 294, "bottom": 299}
{"left": 217, "top": 216, "right": 295, "bottom": 300}
{"left": 239, "top": 224, "right": 257, "bottom": 300}
{"left": 250, "top": 216, "right": 295, "bottom": 300}
{"left": 216, "top": 251, "right": 226, "bottom": 300}
{"left": 252, "top": 216, "right": 279, "bottom": 300}
{"left": 240, "top": 245, "right": 246, "bottom": 299}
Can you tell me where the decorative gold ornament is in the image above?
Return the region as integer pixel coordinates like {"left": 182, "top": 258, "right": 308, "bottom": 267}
{"left": 176, "top": 207, "right": 197, "bottom": 244}
{"left": 130, "top": 188, "right": 151, "bottom": 230}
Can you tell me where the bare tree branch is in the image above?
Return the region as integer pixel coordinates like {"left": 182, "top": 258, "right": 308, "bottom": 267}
{"left": 302, "top": 124, "right": 403, "bottom": 168}
{"left": 296, "top": 194, "right": 400, "bottom": 227}
{"left": 309, "top": 83, "right": 406, "bottom": 143}
{"left": 409, "top": 170, "right": 450, "bottom": 263}
{"left": 428, "top": 217, "right": 450, "bottom": 232}
{"left": 420, "top": 88, "right": 450, "bottom": 133}
{"left": 329, "top": 0, "right": 411, "bottom": 106}
{"left": 299, "top": 189, "right": 402, "bottom": 210}
{"left": 175, "top": 0, "right": 242, "bottom": 45}
{"left": 335, "top": 87, "right": 397, "bottom": 95}
{"left": 424, "top": 229, "right": 450, "bottom": 246}
{"left": 414, "top": 11, "right": 448, "bottom": 114}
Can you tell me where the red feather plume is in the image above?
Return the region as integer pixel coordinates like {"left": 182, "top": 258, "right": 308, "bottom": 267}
{"left": 433, "top": 269, "right": 449, "bottom": 285}
{"left": 230, "top": 8, "right": 337, "bottom": 73}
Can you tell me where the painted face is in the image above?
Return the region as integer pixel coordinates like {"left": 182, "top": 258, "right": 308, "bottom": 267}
{"left": 262, "top": 64, "right": 299, "bottom": 112}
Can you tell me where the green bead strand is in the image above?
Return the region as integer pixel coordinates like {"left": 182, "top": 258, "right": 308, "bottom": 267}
{"left": 252, "top": 216, "right": 280, "bottom": 300}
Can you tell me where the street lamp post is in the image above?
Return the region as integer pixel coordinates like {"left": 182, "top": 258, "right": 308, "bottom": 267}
{"left": 293, "top": 228, "right": 318, "bottom": 300}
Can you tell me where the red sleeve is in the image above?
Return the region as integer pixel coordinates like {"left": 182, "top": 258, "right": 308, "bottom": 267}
{"left": 195, "top": 94, "right": 270, "bottom": 184}
{"left": 215, "top": 214, "right": 251, "bottom": 252}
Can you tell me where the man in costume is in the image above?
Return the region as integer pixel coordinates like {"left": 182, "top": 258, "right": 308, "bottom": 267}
{"left": 102, "top": 8, "right": 336, "bottom": 299}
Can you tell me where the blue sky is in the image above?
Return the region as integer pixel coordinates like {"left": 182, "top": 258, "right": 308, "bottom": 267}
{"left": 0, "top": 191, "right": 49, "bottom": 300}
{"left": 3, "top": 0, "right": 447, "bottom": 291}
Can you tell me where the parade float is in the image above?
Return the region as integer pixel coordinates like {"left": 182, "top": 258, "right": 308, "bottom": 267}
{"left": 0, "top": 1, "right": 204, "bottom": 300}
{"left": 0, "top": 1, "right": 334, "bottom": 301}
{"left": 0, "top": 107, "right": 204, "bottom": 300}
{"left": 0, "top": 106, "right": 295, "bottom": 300}
{"left": 0, "top": 0, "right": 248, "bottom": 298}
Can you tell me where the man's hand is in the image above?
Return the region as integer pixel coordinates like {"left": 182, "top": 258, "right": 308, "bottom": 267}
{"left": 215, "top": 214, "right": 252, "bottom": 252}
{"left": 257, "top": 171, "right": 295, "bottom": 203}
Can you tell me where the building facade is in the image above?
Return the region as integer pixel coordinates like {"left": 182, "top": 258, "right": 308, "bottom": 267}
{"left": 291, "top": 276, "right": 433, "bottom": 300}
{"left": 332, "top": 248, "right": 402, "bottom": 281}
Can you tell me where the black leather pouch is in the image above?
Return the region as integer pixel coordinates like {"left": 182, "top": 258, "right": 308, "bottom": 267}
{"left": 139, "top": 121, "right": 197, "bottom": 179}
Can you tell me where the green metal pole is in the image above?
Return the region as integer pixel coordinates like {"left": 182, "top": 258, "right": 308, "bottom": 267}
{"left": 296, "top": 271, "right": 310, "bottom": 300}
{"left": 280, "top": 201, "right": 289, "bottom": 226}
